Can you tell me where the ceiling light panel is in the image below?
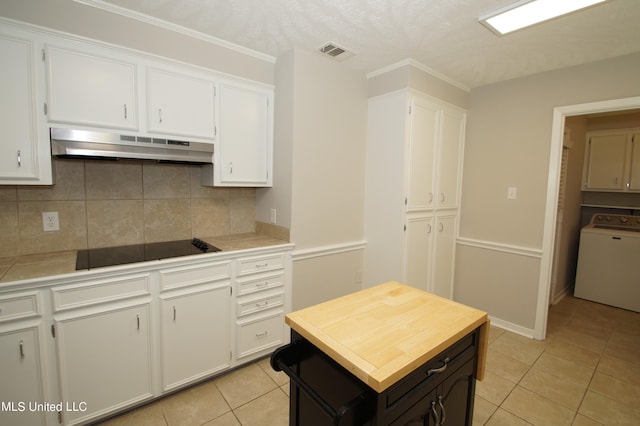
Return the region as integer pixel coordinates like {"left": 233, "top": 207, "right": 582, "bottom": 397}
{"left": 480, "top": 0, "right": 608, "bottom": 35}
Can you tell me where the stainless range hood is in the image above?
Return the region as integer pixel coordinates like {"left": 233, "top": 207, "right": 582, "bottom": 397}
{"left": 50, "top": 128, "right": 213, "bottom": 164}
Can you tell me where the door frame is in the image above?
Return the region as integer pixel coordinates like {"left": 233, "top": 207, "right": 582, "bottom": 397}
{"left": 536, "top": 96, "right": 640, "bottom": 339}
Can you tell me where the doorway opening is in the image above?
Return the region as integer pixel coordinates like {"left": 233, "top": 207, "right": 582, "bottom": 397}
{"left": 536, "top": 96, "right": 640, "bottom": 340}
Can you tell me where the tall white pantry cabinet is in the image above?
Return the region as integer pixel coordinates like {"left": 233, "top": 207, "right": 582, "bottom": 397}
{"left": 364, "top": 90, "right": 466, "bottom": 299}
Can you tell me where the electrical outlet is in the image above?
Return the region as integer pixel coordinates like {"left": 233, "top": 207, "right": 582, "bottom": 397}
{"left": 42, "top": 211, "right": 60, "bottom": 232}
{"left": 507, "top": 187, "right": 517, "bottom": 200}
{"left": 270, "top": 208, "right": 277, "bottom": 224}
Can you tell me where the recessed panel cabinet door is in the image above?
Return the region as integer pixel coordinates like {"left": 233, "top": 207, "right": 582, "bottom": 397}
{"left": 437, "top": 108, "right": 465, "bottom": 209}
{"left": 406, "top": 98, "right": 438, "bottom": 212}
{"left": 0, "top": 34, "right": 50, "bottom": 183}
{"left": 217, "top": 82, "right": 273, "bottom": 186}
{"left": 584, "top": 132, "right": 629, "bottom": 190}
{"left": 55, "top": 304, "right": 152, "bottom": 425}
{"left": 0, "top": 327, "right": 46, "bottom": 426}
{"left": 403, "top": 215, "right": 434, "bottom": 291}
{"left": 160, "top": 285, "right": 230, "bottom": 391}
{"left": 46, "top": 46, "right": 137, "bottom": 130}
{"left": 432, "top": 215, "right": 457, "bottom": 299}
{"left": 146, "top": 67, "right": 215, "bottom": 140}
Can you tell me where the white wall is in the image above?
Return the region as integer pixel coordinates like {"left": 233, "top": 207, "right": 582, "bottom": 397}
{"left": 263, "top": 48, "right": 368, "bottom": 310}
{"left": 456, "top": 52, "right": 640, "bottom": 335}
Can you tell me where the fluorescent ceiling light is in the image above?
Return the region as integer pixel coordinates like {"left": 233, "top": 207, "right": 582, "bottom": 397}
{"left": 480, "top": 0, "right": 608, "bottom": 35}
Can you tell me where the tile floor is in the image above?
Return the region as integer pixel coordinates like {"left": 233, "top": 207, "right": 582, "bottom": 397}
{"left": 97, "top": 295, "right": 640, "bottom": 426}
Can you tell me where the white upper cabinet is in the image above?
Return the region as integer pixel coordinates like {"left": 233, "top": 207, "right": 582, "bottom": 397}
{"left": 406, "top": 97, "right": 438, "bottom": 212}
{"left": 437, "top": 107, "right": 466, "bottom": 209}
{"left": 582, "top": 129, "right": 639, "bottom": 192}
{"left": 46, "top": 46, "right": 138, "bottom": 130}
{"left": 146, "top": 67, "right": 215, "bottom": 140}
{"left": 0, "top": 29, "right": 52, "bottom": 184}
{"left": 203, "top": 81, "right": 273, "bottom": 187}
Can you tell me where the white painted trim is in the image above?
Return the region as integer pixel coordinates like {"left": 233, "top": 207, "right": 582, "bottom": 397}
{"left": 366, "top": 58, "right": 471, "bottom": 93}
{"left": 456, "top": 237, "right": 543, "bottom": 258}
{"left": 72, "top": 0, "right": 277, "bottom": 64}
{"left": 489, "top": 316, "right": 536, "bottom": 339}
{"left": 538, "top": 96, "right": 640, "bottom": 340}
{"left": 291, "top": 241, "right": 367, "bottom": 262}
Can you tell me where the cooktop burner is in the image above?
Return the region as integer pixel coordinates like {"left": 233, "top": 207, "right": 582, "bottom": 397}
{"left": 75, "top": 238, "right": 220, "bottom": 270}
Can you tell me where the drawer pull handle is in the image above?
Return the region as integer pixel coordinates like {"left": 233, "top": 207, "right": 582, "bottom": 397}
{"left": 438, "top": 395, "right": 446, "bottom": 424}
{"left": 19, "top": 340, "right": 24, "bottom": 359}
{"left": 136, "top": 314, "right": 140, "bottom": 330}
{"left": 431, "top": 401, "right": 440, "bottom": 425}
{"left": 173, "top": 305, "right": 177, "bottom": 321}
{"left": 256, "top": 301, "right": 269, "bottom": 307}
{"left": 256, "top": 282, "right": 269, "bottom": 287}
{"left": 255, "top": 263, "right": 268, "bottom": 268}
{"left": 427, "top": 357, "right": 449, "bottom": 376}
{"left": 256, "top": 331, "right": 268, "bottom": 338}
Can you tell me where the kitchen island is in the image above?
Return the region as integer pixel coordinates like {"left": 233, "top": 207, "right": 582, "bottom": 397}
{"left": 271, "top": 281, "right": 488, "bottom": 425}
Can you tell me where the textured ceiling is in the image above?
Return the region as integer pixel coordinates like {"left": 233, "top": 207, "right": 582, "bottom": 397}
{"left": 81, "top": 0, "right": 640, "bottom": 89}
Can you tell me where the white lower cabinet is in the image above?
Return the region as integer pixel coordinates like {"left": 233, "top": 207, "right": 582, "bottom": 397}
{"left": 432, "top": 214, "right": 457, "bottom": 299}
{"left": 51, "top": 274, "right": 153, "bottom": 425}
{"left": 0, "top": 244, "right": 292, "bottom": 425}
{"left": 54, "top": 303, "right": 153, "bottom": 425}
{"left": 0, "top": 290, "right": 47, "bottom": 426}
{"left": 158, "top": 262, "right": 231, "bottom": 392}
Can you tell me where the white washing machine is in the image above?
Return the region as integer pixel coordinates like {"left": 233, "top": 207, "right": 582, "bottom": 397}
{"left": 574, "top": 214, "right": 640, "bottom": 312}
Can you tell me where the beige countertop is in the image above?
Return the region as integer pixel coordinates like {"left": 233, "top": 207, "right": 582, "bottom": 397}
{"left": 0, "top": 233, "right": 290, "bottom": 284}
{"left": 285, "top": 281, "right": 489, "bottom": 393}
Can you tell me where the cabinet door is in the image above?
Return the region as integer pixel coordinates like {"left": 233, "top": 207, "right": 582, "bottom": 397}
{"left": 403, "top": 215, "right": 434, "bottom": 291}
{"left": 46, "top": 46, "right": 137, "bottom": 130}
{"left": 0, "top": 326, "right": 46, "bottom": 426}
{"left": 55, "top": 304, "right": 152, "bottom": 425}
{"left": 0, "top": 34, "right": 50, "bottom": 184}
{"left": 436, "top": 358, "right": 475, "bottom": 426}
{"left": 160, "top": 284, "right": 230, "bottom": 391}
{"left": 436, "top": 108, "right": 465, "bottom": 209}
{"left": 215, "top": 82, "right": 273, "bottom": 186}
{"left": 630, "top": 133, "right": 640, "bottom": 191}
{"left": 406, "top": 97, "right": 438, "bottom": 211}
{"left": 583, "top": 132, "right": 629, "bottom": 190}
{"left": 432, "top": 215, "right": 457, "bottom": 299}
{"left": 146, "top": 67, "right": 215, "bottom": 140}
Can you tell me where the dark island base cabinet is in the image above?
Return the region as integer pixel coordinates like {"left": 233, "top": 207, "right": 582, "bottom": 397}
{"left": 271, "top": 329, "right": 480, "bottom": 426}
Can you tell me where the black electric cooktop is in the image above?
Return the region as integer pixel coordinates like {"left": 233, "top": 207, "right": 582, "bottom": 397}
{"left": 75, "top": 238, "right": 221, "bottom": 270}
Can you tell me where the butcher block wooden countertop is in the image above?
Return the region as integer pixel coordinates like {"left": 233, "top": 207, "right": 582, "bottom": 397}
{"left": 285, "top": 281, "right": 489, "bottom": 393}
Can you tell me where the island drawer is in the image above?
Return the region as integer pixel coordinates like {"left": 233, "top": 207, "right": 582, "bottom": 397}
{"left": 384, "top": 330, "right": 477, "bottom": 410}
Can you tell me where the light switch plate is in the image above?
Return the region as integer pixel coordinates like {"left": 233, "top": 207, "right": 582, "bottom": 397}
{"left": 507, "top": 187, "right": 517, "bottom": 200}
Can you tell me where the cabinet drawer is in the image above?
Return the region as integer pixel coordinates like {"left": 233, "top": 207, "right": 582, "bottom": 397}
{"left": 237, "top": 273, "right": 284, "bottom": 296}
{"left": 237, "top": 291, "right": 284, "bottom": 317}
{"left": 237, "top": 253, "right": 284, "bottom": 276}
{"left": 51, "top": 274, "right": 150, "bottom": 312}
{"left": 385, "top": 331, "right": 476, "bottom": 410}
{"left": 159, "top": 261, "right": 230, "bottom": 291}
{"left": 0, "top": 292, "right": 40, "bottom": 322}
{"left": 237, "top": 311, "right": 284, "bottom": 358}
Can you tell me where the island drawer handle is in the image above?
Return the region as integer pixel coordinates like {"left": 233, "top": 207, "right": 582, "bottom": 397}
{"left": 427, "top": 357, "right": 450, "bottom": 376}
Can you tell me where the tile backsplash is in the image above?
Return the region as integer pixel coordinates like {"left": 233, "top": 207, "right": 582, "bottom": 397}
{"left": 0, "top": 158, "right": 257, "bottom": 257}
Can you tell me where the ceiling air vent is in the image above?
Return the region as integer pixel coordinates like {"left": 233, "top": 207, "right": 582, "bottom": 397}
{"left": 318, "top": 42, "right": 355, "bottom": 61}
